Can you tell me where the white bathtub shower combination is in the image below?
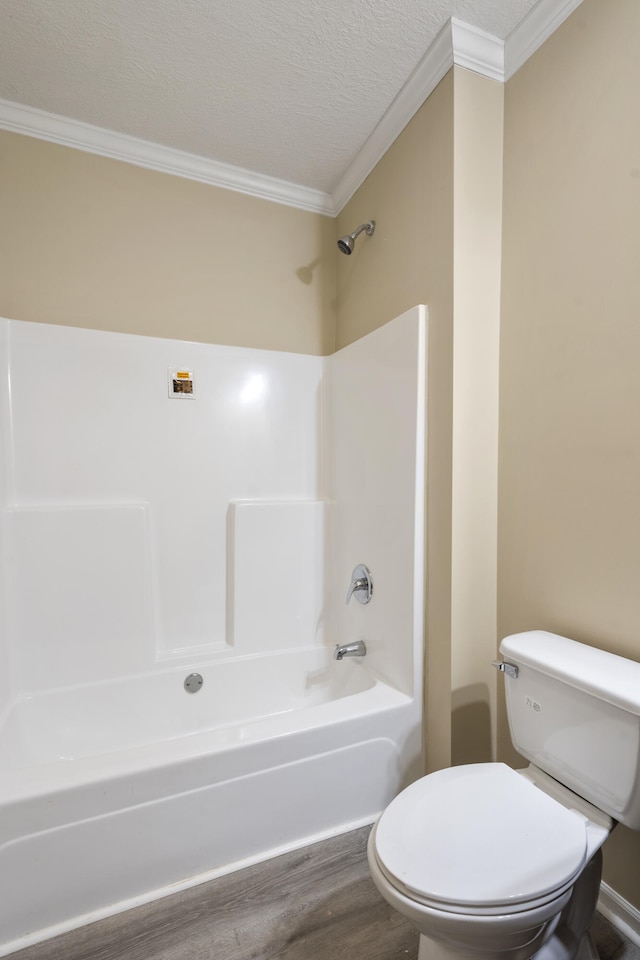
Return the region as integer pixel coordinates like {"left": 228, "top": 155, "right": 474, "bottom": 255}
{"left": 0, "top": 307, "right": 426, "bottom": 954}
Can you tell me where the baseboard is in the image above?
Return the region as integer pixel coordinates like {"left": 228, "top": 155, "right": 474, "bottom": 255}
{"left": 598, "top": 882, "right": 640, "bottom": 949}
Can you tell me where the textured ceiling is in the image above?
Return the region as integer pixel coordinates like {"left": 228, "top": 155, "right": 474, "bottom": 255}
{"left": 0, "top": 0, "right": 539, "bottom": 193}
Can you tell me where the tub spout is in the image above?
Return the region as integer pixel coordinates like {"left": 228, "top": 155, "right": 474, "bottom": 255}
{"left": 334, "top": 640, "right": 367, "bottom": 660}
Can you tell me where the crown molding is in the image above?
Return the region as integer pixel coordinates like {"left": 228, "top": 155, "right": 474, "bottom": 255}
{"left": 0, "top": 98, "right": 335, "bottom": 217}
{"left": 505, "top": 0, "right": 585, "bottom": 80}
{"left": 331, "top": 18, "right": 504, "bottom": 213}
{"left": 0, "top": 3, "right": 585, "bottom": 218}
{"left": 451, "top": 18, "right": 504, "bottom": 82}
{"left": 332, "top": 1, "right": 585, "bottom": 213}
{"left": 330, "top": 20, "right": 451, "bottom": 214}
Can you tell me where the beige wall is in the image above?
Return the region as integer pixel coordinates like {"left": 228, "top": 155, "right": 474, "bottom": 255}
{"left": 336, "top": 68, "right": 503, "bottom": 775}
{"left": 336, "top": 74, "right": 453, "bottom": 351}
{"left": 450, "top": 69, "right": 503, "bottom": 766}
{"left": 499, "top": 0, "right": 640, "bottom": 908}
{"left": 337, "top": 72, "right": 455, "bottom": 773}
{"left": 0, "top": 131, "right": 336, "bottom": 354}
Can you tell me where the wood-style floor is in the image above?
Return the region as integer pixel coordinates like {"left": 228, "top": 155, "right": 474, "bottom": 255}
{"left": 10, "top": 826, "right": 639, "bottom": 960}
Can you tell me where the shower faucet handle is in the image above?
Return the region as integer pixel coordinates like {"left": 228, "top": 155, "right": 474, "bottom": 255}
{"left": 346, "top": 564, "right": 373, "bottom": 605}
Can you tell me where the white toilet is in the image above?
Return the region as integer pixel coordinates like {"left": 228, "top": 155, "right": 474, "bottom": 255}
{"left": 369, "top": 630, "right": 640, "bottom": 960}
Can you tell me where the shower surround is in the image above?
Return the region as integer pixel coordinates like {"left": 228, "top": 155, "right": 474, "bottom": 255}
{"left": 0, "top": 306, "right": 426, "bottom": 954}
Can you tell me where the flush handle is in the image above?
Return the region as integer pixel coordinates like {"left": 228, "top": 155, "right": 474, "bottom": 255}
{"left": 491, "top": 660, "right": 519, "bottom": 679}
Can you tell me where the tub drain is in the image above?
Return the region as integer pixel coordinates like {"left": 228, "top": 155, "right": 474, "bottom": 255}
{"left": 184, "top": 672, "right": 204, "bottom": 693}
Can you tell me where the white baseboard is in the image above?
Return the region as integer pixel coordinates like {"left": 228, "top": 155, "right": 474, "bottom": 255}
{"left": 598, "top": 882, "right": 640, "bottom": 949}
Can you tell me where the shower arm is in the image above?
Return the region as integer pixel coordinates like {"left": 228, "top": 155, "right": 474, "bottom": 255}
{"left": 351, "top": 222, "right": 375, "bottom": 241}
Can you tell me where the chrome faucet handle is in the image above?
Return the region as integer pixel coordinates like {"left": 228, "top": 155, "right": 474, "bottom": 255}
{"left": 346, "top": 564, "right": 373, "bottom": 605}
{"left": 346, "top": 578, "right": 367, "bottom": 602}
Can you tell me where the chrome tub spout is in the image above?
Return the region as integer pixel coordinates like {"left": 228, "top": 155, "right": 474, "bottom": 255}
{"left": 333, "top": 640, "right": 367, "bottom": 660}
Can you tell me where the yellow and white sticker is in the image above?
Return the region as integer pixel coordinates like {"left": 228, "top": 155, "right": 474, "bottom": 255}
{"left": 168, "top": 368, "right": 195, "bottom": 398}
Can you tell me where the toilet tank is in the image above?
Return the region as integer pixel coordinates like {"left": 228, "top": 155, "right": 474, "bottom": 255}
{"left": 500, "top": 630, "right": 640, "bottom": 829}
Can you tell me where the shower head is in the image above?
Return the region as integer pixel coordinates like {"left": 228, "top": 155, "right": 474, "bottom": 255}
{"left": 337, "top": 220, "right": 376, "bottom": 255}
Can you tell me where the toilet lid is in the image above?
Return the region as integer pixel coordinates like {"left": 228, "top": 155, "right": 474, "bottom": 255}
{"left": 375, "top": 763, "right": 589, "bottom": 911}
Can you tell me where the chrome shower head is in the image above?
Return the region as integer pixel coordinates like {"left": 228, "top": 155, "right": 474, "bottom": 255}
{"left": 337, "top": 220, "right": 376, "bottom": 255}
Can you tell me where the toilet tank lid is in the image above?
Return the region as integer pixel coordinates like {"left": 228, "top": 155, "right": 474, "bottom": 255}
{"left": 500, "top": 631, "right": 640, "bottom": 717}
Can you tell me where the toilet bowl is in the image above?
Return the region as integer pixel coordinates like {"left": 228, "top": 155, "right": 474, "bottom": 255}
{"left": 367, "top": 631, "right": 640, "bottom": 960}
{"left": 368, "top": 762, "right": 610, "bottom": 960}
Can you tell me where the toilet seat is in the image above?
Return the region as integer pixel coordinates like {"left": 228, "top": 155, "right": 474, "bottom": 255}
{"left": 374, "top": 763, "right": 589, "bottom": 916}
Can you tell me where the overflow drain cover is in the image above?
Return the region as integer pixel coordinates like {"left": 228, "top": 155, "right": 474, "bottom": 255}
{"left": 184, "top": 672, "right": 204, "bottom": 694}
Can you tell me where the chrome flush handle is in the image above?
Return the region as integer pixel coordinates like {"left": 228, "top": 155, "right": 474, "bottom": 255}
{"left": 491, "top": 660, "right": 519, "bottom": 679}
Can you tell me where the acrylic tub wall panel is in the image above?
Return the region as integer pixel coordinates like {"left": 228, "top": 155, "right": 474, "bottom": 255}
{"left": 230, "top": 500, "right": 326, "bottom": 651}
{"left": 5, "top": 504, "right": 155, "bottom": 691}
{"left": 325, "top": 306, "right": 427, "bottom": 699}
{"left": 1, "top": 319, "right": 324, "bottom": 675}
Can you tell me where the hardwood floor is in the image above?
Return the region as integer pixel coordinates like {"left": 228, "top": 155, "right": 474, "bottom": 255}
{"left": 10, "top": 826, "right": 639, "bottom": 960}
{"left": 11, "top": 826, "right": 416, "bottom": 960}
{"left": 591, "top": 913, "right": 640, "bottom": 960}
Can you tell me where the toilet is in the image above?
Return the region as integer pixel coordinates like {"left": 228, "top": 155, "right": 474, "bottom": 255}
{"left": 368, "top": 630, "right": 640, "bottom": 960}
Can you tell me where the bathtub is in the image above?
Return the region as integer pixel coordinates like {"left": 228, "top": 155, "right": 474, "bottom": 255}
{"left": 0, "top": 646, "right": 420, "bottom": 955}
